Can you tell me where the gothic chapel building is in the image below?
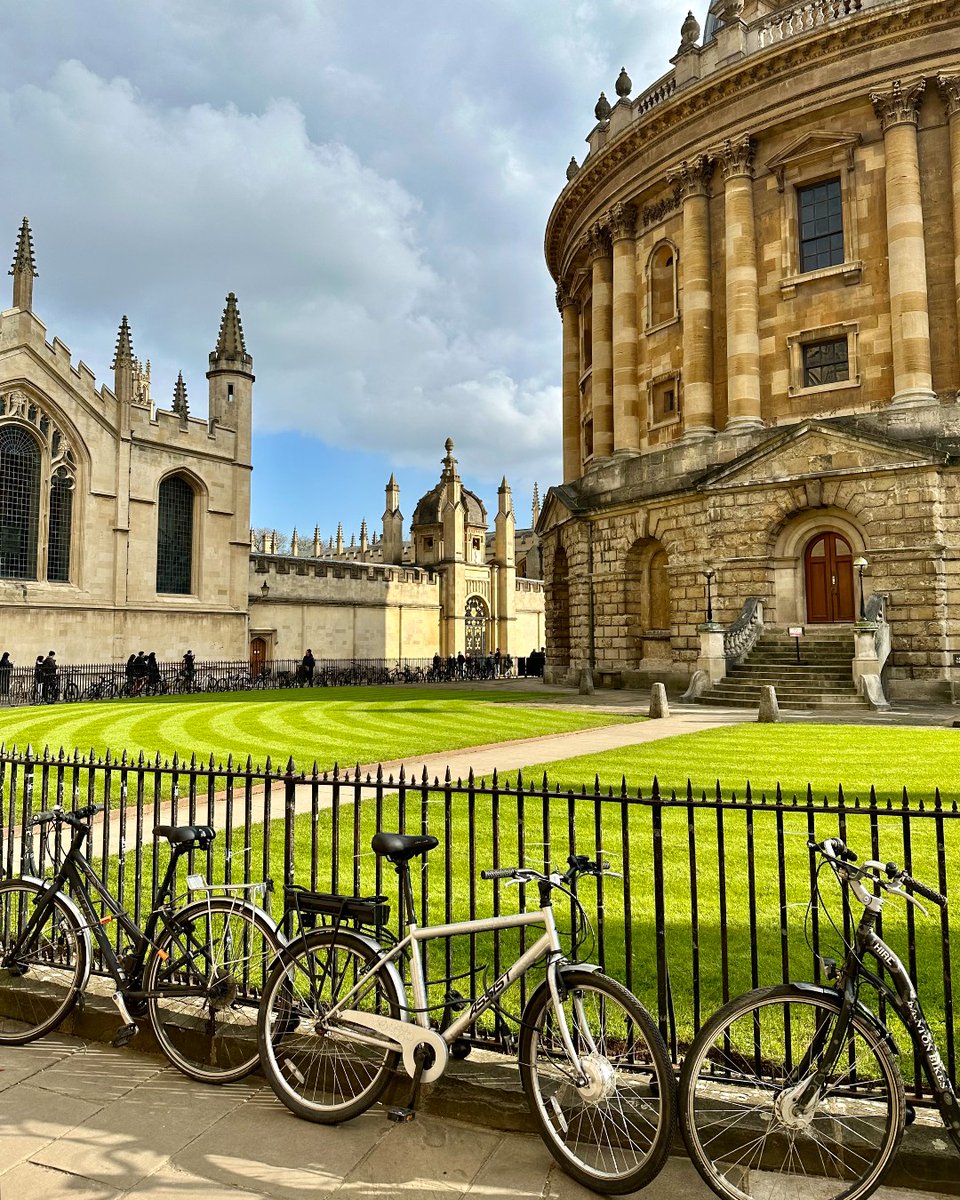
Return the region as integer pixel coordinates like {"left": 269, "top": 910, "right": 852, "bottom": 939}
{"left": 0, "top": 220, "right": 252, "bottom": 661}
{"left": 540, "top": 0, "right": 960, "bottom": 700}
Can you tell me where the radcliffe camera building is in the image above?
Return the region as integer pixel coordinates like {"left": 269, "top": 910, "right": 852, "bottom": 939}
{"left": 539, "top": 0, "right": 960, "bottom": 702}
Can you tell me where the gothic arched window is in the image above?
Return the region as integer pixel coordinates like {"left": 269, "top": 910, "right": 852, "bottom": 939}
{"left": 156, "top": 474, "right": 195, "bottom": 595}
{"left": 0, "top": 393, "right": 77, "bottom": 583}
{"left": 0, "top": 424, "right": 41, "bottom": 579}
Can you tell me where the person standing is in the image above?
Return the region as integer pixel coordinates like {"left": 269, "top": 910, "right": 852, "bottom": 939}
{"left": 41, "top": 650, "right": 58, "bottom": 702}
{"left": 0, "top": 652, "right": 11, "bottom": 703}
{"left": 182, "top": 650, "right": 195, "bottom": 689}
{"left": 33, "top": 655, "right": 44, "bottom": 702}
{"left": 146, "top": 651, "right": 161, "bottom": 694}
{"left": 301, "top": 648, "right": 316, "bottom": 687}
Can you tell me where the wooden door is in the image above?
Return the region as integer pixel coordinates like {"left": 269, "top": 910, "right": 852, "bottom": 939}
{"left": 250, "top": 637, "right": 267, "bottom": 677}
{"left": 804, "top": 533, "right": 855, "bottom": 623}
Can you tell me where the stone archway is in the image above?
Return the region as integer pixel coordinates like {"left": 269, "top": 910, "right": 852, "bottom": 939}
{"left": 771, "top": 509, "right": 866, "bottom": 626}
{"left": 464, "top": 595, "right": 488, "bottom": 655}
{"left": 804, "top": 531, "right": 855, "bottom": 623}
{"left": 624, "top": 537, "right": 672, "bottom": 664}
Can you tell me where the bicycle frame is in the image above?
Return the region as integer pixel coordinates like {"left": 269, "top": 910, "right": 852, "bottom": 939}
{"left": 315, "top": 902, "right": 587, "bottom": 1085}
{"left": 797, "top": 894, "right": 960, "bottom": 1151}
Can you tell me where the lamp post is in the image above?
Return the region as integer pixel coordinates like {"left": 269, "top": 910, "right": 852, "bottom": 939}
{"left": 703, "top": 569, "right": 716, "bottom": 624}
{"left": 853, "top": 556, "right": 867, "bottom": 621}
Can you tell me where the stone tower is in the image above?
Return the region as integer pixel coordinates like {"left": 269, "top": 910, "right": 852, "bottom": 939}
{"left": 381, "top": 473, "right": 404, "bottom": 564}
{"left": 493, "top": 476, "right": 517, "bottom": 652}
{"left": 9, "top": 217, "right": 37, "bottom": 312}
{"left": 207, "top": 292, "right": 254, "bottom": 466}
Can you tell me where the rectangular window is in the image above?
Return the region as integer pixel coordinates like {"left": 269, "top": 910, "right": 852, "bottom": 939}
{"left": 802, "top": 338, "right": 849, "bottom": 388}
{"left": 798, "top": 178, "right": 844, "bottom": 273}
{"left": 651, "top": 380, "right": 678, "bottom": 426}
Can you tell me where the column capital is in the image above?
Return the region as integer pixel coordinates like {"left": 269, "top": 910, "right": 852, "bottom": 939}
{"left": 555, "top": 281, "right": 578, "bottom": 313}
{"left": 606, "top": 201, "right": 637, "bottom": 242}
{"left": 938, "top": 73, "right": 960, "bottom": 119}
{"left": 871, "top": 78, "right": 926, "bottom": 132}
{"left": 580, "top": 222, "right": 611, "bottom": 264}
{"left": 666, "top": 154, "right": 716, "bottom": 199}
{"left": 718, "top": 136, "right": 756, "bottom": 181}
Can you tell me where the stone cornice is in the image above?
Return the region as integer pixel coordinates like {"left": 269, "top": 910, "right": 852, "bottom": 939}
{"left": 938, "top": 73, "right": 960, "bottom": 118}
{"left": 665, "top": 154, "right": 716, "bottom": 200}
{"left": 544, "top": 0, "right": 952, "bottom": 280}
{"left": 870, "top": 77, "right": 926, "bottom": 132}
{"left": 718, "top": 135, "right": 757, "bottom": 180}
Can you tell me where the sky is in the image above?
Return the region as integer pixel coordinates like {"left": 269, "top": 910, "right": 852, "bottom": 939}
{"left": 0, "top": 0, "right": 684, "bottom": 543}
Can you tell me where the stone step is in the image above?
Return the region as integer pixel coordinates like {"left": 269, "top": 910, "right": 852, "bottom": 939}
{"left": 693, "top": 693, "right": 861, "bottom": 710}
{"left": 705, "top": 684, "right": 859, "bottom": 700}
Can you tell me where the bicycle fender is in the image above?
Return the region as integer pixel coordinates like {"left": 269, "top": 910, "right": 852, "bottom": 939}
{"left": 788, "top": 980, "right": 902, "bottom": 1057}
{"left": 19, "top": 875, "right": 93, "bottom": 992}
{"left": 277, "top": 928, "right": 408, "bottom": 1023}
{"left": 167, "top": 896, "right": 285, "bottom": 944}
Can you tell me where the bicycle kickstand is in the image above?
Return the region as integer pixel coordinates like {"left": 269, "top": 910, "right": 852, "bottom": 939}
{"left": 387, "top": 1044, "right": 433, "bottom": 1123}
{"left": 110, "top": 991, "right": 140, "bottom": 1048}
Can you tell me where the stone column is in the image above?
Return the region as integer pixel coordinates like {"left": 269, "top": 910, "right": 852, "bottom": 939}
{"left": 586, "top": 223, "right": 614, "bottom": 461}
{"left": 938, "top": 74, "right": 960, "bottom": 375}
{"left": 608, "top": 202, "right": 639, "bottom": 453}
{"left": 871, "top": 79, "right": 935, "bottom": 407}
{"left": 719, "top": 137, "right": 763, "bottom": 431}
{"left": 557, "top": 283, "right": 582, "bottom": 482}
{"left": 667, "top": 155, "right": 717, "bottom": 438}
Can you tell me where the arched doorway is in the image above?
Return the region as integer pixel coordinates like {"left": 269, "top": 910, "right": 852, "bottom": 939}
{"left": 464, "top": 595, "right": 488, "bottom": 655}
{"left": 804, "top": 532, "right": 854, "bottom": 623}
{"left": 624, "top": 537, "right": 672, "bottom": 663}
{"left": 250, "top": 637, "right": 267, "bottom": 677}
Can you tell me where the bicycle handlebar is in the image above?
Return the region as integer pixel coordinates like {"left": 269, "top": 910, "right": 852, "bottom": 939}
{"left": 811, "top": 838, "right": 947, "bottom": 910}
{"left": 480, "top": 867, "right": 517, "bottom": 881}
{"left": 480, "top": 854, "right": 615, "bottom": 886}
{"left": 30, "top": 803, "right": 104, "bottom": 830}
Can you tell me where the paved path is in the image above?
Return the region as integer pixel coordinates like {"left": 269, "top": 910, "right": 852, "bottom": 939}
{"left": 1, "top": 1034, "right": 955, "bottom": 1199}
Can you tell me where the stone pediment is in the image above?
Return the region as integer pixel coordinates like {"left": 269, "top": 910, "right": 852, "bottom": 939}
{"left": 700, "top": 422, "right": 945, "bottom": 490}
{"left": 765, "top": 130, "right": 861, "bottom": 191}
{"left": 536, "top": 485, "right": 582, "bottom": 536}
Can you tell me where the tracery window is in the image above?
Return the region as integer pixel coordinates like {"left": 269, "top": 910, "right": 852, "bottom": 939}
{"left": 464, "top": 595, "right": 488, "bottom": 655}
{"left": 0, "top": 392, "right": 77, "bottom": 582}
{"left": 156, "top": 475, "right": 195, "bottom": 595}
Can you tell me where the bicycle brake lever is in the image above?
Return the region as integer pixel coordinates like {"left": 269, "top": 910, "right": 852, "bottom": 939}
{"left": 886, "top": 885, "right": 929, "bottom": 917}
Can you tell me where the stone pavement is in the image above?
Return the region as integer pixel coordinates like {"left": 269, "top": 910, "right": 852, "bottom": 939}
{"left": 1, "top": 1034, "right": 956, "bottom": 1200}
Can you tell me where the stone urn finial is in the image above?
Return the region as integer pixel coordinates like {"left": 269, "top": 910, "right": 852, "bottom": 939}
{"left": 594, "top": 91, "right": 611, "bottom": 123}
{"left": 680, "top": 11, "right": 700, "bottom": 47}
{"left": 615, "top": 67, "right": 632, "bottom": 98}
{"left": 566, "top": 156, "right": 579, "bottom": 181}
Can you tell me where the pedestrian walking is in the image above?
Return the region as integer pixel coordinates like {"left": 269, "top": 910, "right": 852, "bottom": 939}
{"left": 33, "top": 655, "right": 44, "bottom": 702}
{"left": 146, "top": 651, "right": 161, "bottom": 693}
{"left": 40, "top": 650, "right": 58, "bottom": 702}
{"left": 0, "top": 651, "right": 11, "bottom": 703}
{"left": 301, "top": 648, "right": 316, "bottom": 686}
{"left": 182, "top": 649, "right": 195, "bottom": 689}
{"left": 132, "top": 651, "right": 148, "bottom": 694}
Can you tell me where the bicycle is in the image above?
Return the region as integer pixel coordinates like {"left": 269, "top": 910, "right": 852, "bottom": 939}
{"left": 679, "top": 836, "right": 960, "bottom": 1200}
{"left": 257, "top": 832, "right": 675, "bottom": 1195}
{"left": 0, "top": 803, "right": 284, "bottom": 1083}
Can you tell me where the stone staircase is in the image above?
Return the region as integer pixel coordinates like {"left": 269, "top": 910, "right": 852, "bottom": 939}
{"left": 695, "top": 626, "right": 862, "bottom": 710}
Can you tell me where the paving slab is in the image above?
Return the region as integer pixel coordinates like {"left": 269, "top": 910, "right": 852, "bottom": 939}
{"left": 0, "top": 1161, "right": 121, "bottom": 1198}
{"left": 30, "top": 1042, "right": 163, "bottom": 1103}
{"left": 0, "top": 1082, "right": 103, "bottom": 1177}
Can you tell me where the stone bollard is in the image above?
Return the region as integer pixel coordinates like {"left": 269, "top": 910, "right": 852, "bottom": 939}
{"left": 757, "top": 685, "right": 780, "bottom": 723}
{"left": 649, "top": 682, "right": 669, "bottom": 719}
{"left": 578, "top": 667, "right": 594, "bottom": 695}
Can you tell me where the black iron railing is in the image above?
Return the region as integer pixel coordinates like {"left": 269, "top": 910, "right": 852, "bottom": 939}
{"left": 0, "top": 745, "right": 956, "bottom": 1096}
{"left": 0, "top": 654, "right": 519, "bottom": 707}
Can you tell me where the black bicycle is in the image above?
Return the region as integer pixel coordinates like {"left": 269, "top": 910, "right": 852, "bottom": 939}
{"left": 0, "top": 803, "right": 284, "bottom": 1083}
{"left": 679, "top": 836, "right": 960, "bottom": 1200}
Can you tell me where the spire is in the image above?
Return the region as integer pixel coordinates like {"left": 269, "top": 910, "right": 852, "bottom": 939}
{"left": 291, "top": 527, "right": 299, "bottom": 556}
{"left": 497, "top": 476, "right": 514, "bottom": 515}
{"left": 10, "top": 217, "right": 37, "bottom": 311}
{"left": 441, "top": 437, "right": 460, "bottom": 481}
{"left": 172, "top": 371, "right": 189, "bottom": 418}
{"left": 313, "top": 525, "right": 322, "bottom": 557}
{"left": 112, "top": 316, "right": 134, "bottom": 409}
{"left": 532, "top": 482, "right": 540, "bottom": 527}
{"left": 214, "top": 292, "right": 248, "bottom": 360}
{"left": 336, "top": 523, "right": 344, "bottom": 556}
{"left": 360, "top": 519, "right": 369, "bottom": 554}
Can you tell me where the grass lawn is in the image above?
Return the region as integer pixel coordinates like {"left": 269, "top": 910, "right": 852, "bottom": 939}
{"left": 0, "top": 686, "right": 637, "bottom": 770}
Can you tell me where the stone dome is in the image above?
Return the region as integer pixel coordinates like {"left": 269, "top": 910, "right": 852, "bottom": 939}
{"left": 411, "top": 438, "right": 488, "bottom": 528}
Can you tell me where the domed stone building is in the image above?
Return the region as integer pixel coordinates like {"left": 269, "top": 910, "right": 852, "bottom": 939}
{"left": 540, "top": 0, "right": 960, "bottom": 701}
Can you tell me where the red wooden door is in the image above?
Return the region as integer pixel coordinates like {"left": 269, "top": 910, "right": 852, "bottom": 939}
{"left": 804, "top": 533, "right": 855, "bottom": 623}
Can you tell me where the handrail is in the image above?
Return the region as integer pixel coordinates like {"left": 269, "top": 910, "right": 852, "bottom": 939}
{"left": 723, "top": 597, "right": 764, "bottom": 664}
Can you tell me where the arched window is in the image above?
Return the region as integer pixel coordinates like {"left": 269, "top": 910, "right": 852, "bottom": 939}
{"left": 647, "top": 242, "right": 678, "bottom": 328}
{"left": 0, "top": 424, "right": 40, "bottom": 579}
{"left": 47, "top": 467, "right": 74, "bottom": 583}
{"left": 157, "top": 475, "right": 195, "bottom": 595}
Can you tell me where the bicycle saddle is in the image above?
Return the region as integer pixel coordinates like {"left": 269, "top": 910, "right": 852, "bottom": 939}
{"left": 154, "top": 824, "right": 216, "bottom": 849}
{"left": 371, "top": 832, "right": 439, "bottom": 862}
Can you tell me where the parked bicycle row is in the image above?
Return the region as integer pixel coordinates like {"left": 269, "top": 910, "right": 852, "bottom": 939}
{"left": 0, "top": 650, "right": 536, "bottom": 707}
{"left": 1, "top": 800, "right": 956, "bottom": 1198}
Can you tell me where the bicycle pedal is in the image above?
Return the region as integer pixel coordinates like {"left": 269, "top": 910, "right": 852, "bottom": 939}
{"left": 387, "top": 1107, "right": 417, "bottom": 1123}
{"left": 111, "top": 1022, "right": 139, "bottom": 1048}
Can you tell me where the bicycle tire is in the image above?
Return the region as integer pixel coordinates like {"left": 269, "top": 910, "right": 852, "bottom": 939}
{"left": 257, "top": 926, "right": 403, "bottom": 1123}
{"left": 0, "top": 878, "right": 87, "bottom": 1044}
{"left": 518, "top": 969, "right": 676, "bottom": 1195}
{"left": 679, "top": 983, "right": 904, "bottom": 1200}
{"left": 145, "top": 896, "right": 283, "bottom": 1084}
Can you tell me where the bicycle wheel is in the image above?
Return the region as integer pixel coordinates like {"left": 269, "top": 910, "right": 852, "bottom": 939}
{"left": 145, "top": 896, "right": 283, "bottom": 1083}
{"left": 680, "top": 984, "right": 904, "bottom": 1200}
{"left": 257, "top": 926, "right": 403, "bottom": 1123}
{"left": 0, "top": 879, "right": 87, "bottom": 1043}
{"left": 518, "top": 969, "right": 675, "bottom": 1195}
